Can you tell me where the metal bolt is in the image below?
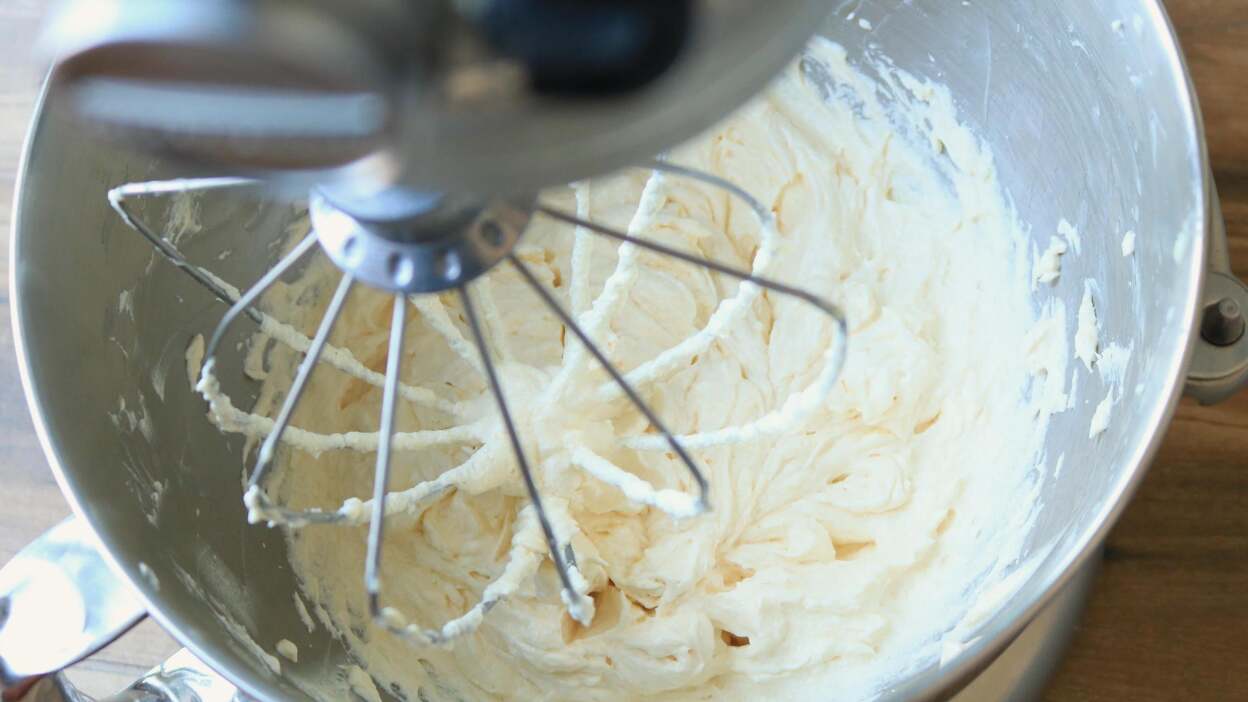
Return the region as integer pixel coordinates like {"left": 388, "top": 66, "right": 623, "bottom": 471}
{"left": 1201, "top": 297, "right": 1245, "bottom": 346}
{"left": 386, "top": 252, "right": 414, "bottom": 288}
{"left": 479, "top": 220, "right": 505, "bottom": 248}
{"left": 341, "top": 235, "right": 362, "bottom": 266}
{"left": 437, "top": 250, "right": 463, "bottom": 282}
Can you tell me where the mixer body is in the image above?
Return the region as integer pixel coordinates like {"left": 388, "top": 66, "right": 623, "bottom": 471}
{"left": 41, "top": 0, "right": 832, "bottom": 194}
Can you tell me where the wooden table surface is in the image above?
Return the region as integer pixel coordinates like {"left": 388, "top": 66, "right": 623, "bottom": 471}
{"left": 2, "top": 1, "right": 1246, "bottom": 699}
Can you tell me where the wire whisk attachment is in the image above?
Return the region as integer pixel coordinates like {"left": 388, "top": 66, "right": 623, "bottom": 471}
{"left": 108, "top": 160, "right": 848, "bottom": 645}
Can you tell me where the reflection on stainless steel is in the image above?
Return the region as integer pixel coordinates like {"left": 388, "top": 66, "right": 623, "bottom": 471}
{"left": 0, "top": 519, "right": 145, "bottom": 694}
{"left": 14, "top": 648, "right": 242, "bottom": 702}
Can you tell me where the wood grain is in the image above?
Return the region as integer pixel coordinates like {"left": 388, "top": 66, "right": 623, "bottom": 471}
{"left": 0, "top": 1, "right": 1245, "bottom": 699}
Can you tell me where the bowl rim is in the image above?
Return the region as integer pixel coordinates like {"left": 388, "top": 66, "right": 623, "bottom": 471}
{"left": 9, "top": 2, "right": 1210, "bottom": 698}
{"left": 876, "top": 1, "right": 1210, "bottom": 698}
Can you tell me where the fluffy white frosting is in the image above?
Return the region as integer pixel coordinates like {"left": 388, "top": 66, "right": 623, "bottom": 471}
{"left": 1034, "top": 237, "right": 1068, "bottom": 285}
{"left": 214, "top": 40, "right": 1050, "bottom": 701}
{"left": 1075, "top": 283, "right": 1100, "bottom": 371}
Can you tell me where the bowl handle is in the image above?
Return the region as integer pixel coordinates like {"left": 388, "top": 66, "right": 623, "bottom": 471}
{"left": 1186, "top": 181, "right": 1248, "bottom": 404}
{"left": 0, "top": 519, "right": 238, "bottom": 702}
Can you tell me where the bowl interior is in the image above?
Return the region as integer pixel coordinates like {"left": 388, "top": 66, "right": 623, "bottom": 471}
{"left": 12, "top": 1, "right": 1204, "bottom": 699}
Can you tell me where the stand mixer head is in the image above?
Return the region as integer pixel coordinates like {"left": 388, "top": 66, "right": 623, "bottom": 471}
{"left": 43, "top": 0, "right": 830, "bottom": 192}
{"left": 45, "top": 0, "right": 834, "bottom": 289}
{"left": 41, "top": 0, "right": 847, "bottom": 649}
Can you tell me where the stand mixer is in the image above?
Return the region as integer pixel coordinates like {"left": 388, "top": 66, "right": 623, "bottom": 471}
{"left": 5, "top": 1, "right": 1238, "bottom": 701}
{"left": 41, "top": 0, "right": 846, "bottom": 653}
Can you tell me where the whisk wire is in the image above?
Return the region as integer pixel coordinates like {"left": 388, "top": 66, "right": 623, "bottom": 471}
{"left": 108, "top": 177, "right": 263, "bottom": 321}
{"left": 243, "top": 272, "right": 356, "bottom": 526}
{"left": 507, "top": 253, "right": 710, "bottom": 513}
{"left": 458, "top": 285, "right": 591, "bottom": 626}
{"left": 644, "top": 159, "right": 771, "bottom": 221}
{"left": 365, "top": 293, "right": 408, "bottom": 622}
{"left": 197, "top": 229, "right": 354, "bottom": 527}
{"left": 535, "top": 205, "right": 845, "bottom": 323}
{"left": 536, "top": 200, "right": 849, "bottom": 451}
{"left": 203, "top": 232, "right": 319, "bottom": 361}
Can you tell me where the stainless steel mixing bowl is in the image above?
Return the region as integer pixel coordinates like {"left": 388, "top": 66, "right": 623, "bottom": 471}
{"left": 6, "top": 1, "right": 1246, "bottom": 700}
